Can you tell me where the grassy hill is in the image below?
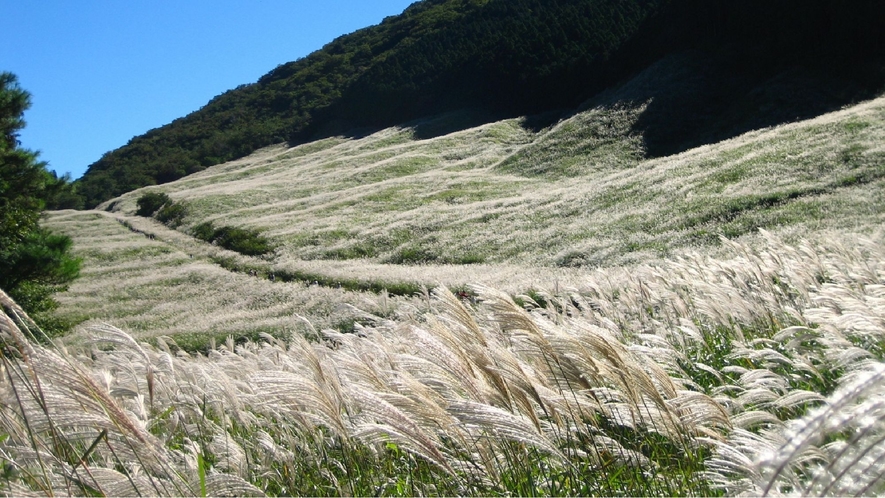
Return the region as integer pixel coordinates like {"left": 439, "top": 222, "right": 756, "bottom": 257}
{"left": 42, "top": 91, "right": 885, "bottom": 344}
{"left": 74, "top": 0, "right": 885, "bottom": 207}
{"left": 6, "top": 2, "right": 885, "bottom": 495}
{"left": 12, "top": 94, "right": 885, "bottom": 495}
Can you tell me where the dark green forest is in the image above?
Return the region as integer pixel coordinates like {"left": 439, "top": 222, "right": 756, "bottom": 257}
{"left": 75, "top": 0, "right": 885, "bottom": 208}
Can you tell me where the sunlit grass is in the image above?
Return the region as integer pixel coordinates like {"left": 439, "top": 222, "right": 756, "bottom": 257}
{"left": 39, "top": 95, "right": 885, "bottom": 346}
{"left": 93, "top": 96, "right": 884, "bottom": 271}
{"left": 3, "top": 231, "right": 885, "bottom": 495}
{"left": 19, "top": 93, "right": 885, "bottom": 495}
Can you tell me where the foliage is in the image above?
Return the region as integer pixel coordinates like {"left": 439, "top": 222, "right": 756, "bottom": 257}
{"left": 191, "top": 220, "right": 216, "bottom": 241}
{"left": 0, "top": 72, "right": 80, "bottom": 317}
{"left": 135, "top": 191, "right": 172, "bottom": 216}
{"left": 0, "top": 229, "right": 80, "bottom": 311}
{"left": 134, "top": 191, "right": 187, "bottom": 227}
{"left": 74, "top": 0, "right": 885, "bottom": 207}
{"left": 213, "top": 226, "right": 273, "bottom": 256}
{"left": 192, "top": 221, "right": 274, "bottom": 256}
{"left": 155, "top": 201, "right": 187, "bottom": 227}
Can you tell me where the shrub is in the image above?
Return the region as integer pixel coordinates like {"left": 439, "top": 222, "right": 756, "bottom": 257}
{"left": 155, "top": 202, "right": 187, "bottom": 227}
{"left": 135, "top": 191, "right": 172, "bottom": 217}
{"left": 191, "top": 221, "right": 216, "bottom": 242}
{"left": 214, "top": 226, "right": 273, "bottom": 256}
{"left": 191, "top": 222, "right": 273, "bottom": 256}
{"left": 385, "top": 245, "right": 437, "bottom": 264}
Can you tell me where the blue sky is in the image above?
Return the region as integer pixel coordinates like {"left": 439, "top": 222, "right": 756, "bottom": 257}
{"left": 3, "top": 0, "right": 416, "bottom": 179}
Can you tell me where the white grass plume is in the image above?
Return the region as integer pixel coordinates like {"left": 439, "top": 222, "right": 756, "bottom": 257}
{"left": 4, "top": 225, "right": 885, "bottom": 495}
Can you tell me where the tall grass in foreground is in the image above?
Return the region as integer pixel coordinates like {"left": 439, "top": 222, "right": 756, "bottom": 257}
{"left": 1, "top": 230, "right": 884, "bottom": 496}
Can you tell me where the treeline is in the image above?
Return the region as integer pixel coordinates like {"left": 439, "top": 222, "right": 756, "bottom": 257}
{"left": 317, "top": 0, "right": 661, "bottom": 127}
{"left": 75, "top": 0, "right": 885, "bottom": 207}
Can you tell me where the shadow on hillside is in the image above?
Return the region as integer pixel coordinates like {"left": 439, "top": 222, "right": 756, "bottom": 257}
{"left": 290, "top": 112, "right": 486, "bottom": 145}
{"left": 616, "top": 52, "right": 879, "bottom": 158}
{"left": 517, "top": 110, "right": 568, "bottom": 133}
{"left": 296, "top": 106, "right": 570, "bottom": 145}
{"left": 296, "top": 51, "right": 880, "bottom": 156}
{"left": 406, "top": 108, "right": 568, "bottom": 139}
{"left": 407, "top": 109, "right": 503, "bottom": 140}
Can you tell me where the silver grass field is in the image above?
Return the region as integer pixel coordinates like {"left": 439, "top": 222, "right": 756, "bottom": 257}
{"left": 2, "top": 95, "right": 885, "bottom": 495}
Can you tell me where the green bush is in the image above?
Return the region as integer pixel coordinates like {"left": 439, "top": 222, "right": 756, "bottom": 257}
{"left": 384, "top": 245, "right": 437, "bottom": 264}
{"left": 155, "top": 202, "right": 187, "bottom": 227}
{"left": 135, "top": 192, "right": 172, "bottom": 217}
{"left": 214, "top": 226, "right": 273, "bottom": 256}
{"left": 191, "top": 222, "right": 273, "bottom": 256}
{"left": 191, "top": 221, "right": 216, "bottom": 242}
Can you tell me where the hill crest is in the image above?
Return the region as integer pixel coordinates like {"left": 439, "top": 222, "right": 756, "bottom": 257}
{"left": 75, "top": 0, "right": 885, "bottom": 207}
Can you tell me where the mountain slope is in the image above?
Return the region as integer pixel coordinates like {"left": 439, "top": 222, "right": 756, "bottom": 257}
{"left": 99, "top": 92, "right": 885, "bottom": 265}
{"left": 43, "top": 92, "right": 885, "bottom": 342}
{"left": 75, "top": 0, "right": 885, "bottom": 207}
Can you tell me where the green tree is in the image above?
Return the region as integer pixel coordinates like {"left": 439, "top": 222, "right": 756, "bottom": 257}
{"left": 0, "top": 72, "right": 80, "bottom": 316}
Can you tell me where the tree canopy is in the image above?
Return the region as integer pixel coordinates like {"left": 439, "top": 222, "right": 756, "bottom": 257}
{"left": 0, "top": 72, "right": 80, "bottom": 318}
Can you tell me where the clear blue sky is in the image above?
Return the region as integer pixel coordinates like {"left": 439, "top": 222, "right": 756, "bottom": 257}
{"left": 3, "top": 0, "right": 416, "bottom": 180}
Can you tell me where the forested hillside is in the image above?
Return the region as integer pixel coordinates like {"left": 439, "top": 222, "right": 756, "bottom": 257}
{"left": 76, "top": 0, "right": 885, "bottom": 207}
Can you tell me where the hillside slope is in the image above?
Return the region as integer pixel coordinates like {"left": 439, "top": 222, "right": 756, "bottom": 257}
{"left": 101, "top": 93, "right": 885, "bottom": 266}
{"left": 75, "top": 0, "right": 885, "bottom": 207}
{"left": 42, "top": 92, "right": 885, "bottom": 342}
